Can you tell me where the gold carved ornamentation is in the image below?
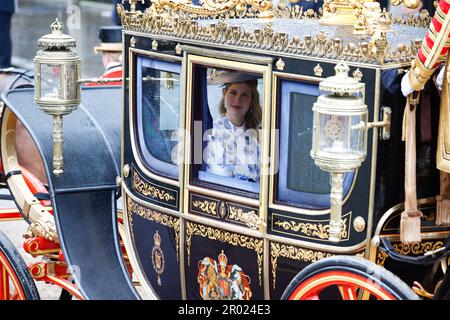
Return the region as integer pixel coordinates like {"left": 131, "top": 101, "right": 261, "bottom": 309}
{"left": 355, "top": 251, "right": 365, "bottom": 257}
{"left": 274, "top": 218, "right": 348, "bottom": 240}
{"left": 152, "top": 39, "right": 158, "bottom": 50}
{"left": 150, "top": 0, "right": 273, "bottom": 18}
{"left": 275, "top": 58, "right": 285, "bottom": 71}
{"left": 376, "top": 241, "right": 444, "bottom": 266}
{"left": 28, "top": 216, "right": 58, "bottom": 243}
{"left": 393, "top": 241, "right": 444, "bottom": 256}
{"left": 152, "top": 230, "right": 165, "bottom": 286}
{"left": 175, "top": 43, "right": 182, "bottom": 54}
{"left": 352, "top": 68, "right": 363, "bottom": 82}
{"left": 186, "top": 221, "right": 264, "bottom": 286}
{"left": 270, "top": 242, "right": 332, "bottom": 289}
{"left": 219, "top": 201, "right": 227, "bottom": 218}
{"left": 119, "top": 5, "right": 428, "bottom": 65}
{"left": 228, "top": 205, "right": 265, "bottom": 230}
{"left": 369, "top": 32, "right": 390, "bottom": 64}
{"left": 127, "top": 197, "right": 180, "bottom": 260}
{"left": 392, "top": 9, "right": 431, "bottom": 28}
{"left": 321, "top": 0, "right": 367, "bottom": 26}
{"left": 376, "top": 249, "right": 389, "bottom": 265}
{"left": 132, "top": 171, "right": 176, "bottom": 202}
{"left": 193, "top": 199, "right": 217, "bottom": 216}
{"left": 313, "top": 63, "right": 323, "bottom": 77}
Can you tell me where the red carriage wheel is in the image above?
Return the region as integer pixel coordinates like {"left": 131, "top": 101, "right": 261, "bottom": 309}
{"left": 281, "top": 256, "right": 419, "bottom": 300}
{"left": 0, "top": 231, "right": 40, "bottom": 300}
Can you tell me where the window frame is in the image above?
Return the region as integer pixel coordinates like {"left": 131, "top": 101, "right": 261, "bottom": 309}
{"left": 128, "top": 48, "right": 183, "bottom": 187}
{"left": 184, "top": 53, "right": 271, "bottom": 206}
{"left": 136, "top": 56, "right": 182, "bottom": 179}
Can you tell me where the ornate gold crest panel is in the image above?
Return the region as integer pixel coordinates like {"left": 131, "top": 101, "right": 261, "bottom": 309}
{"left": 184, "top": 220, "right": 264, "bottom": 299}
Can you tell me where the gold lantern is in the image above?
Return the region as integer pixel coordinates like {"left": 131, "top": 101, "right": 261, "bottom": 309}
{"left": 311, "top": 61, "right": 391, "bottom": 242}
{"left": 34, "top": 19, "right": 81, "bottom": 177}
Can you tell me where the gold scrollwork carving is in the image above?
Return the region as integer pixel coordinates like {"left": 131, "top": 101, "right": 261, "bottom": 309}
{"left": 186, "top": 221, "right": 264, "bottom": 286}
{"left": 193, "top": 200, "right": 218, "bottom": 216}
{"left": 376, "top": 249, "right": 389, "bottom": 266}
{"left": 119, "top": 5, "right": 429, "bottom": 65}
{"left": 274, "top": 218, "right": 348, "bottom": 240}
{"left": 376, "top": 240, "right": 444, "bottom": 266}
{"left": 132, "top": 171, "right": 176, "bottom": 202}
{"left": 127, "top": 197, "right": 180, "bottom": 260}
{"left": 28, "top": 218, "right": 58, "bottom": 243}
{"left": 151, "top": 0, "right": 273, "bottom": 17}
{"left": 228, "top": 206, "right": 264, "bottom": 230}
{"left": 270, "top": 242, "right": 332, "bottom": 289}
{"left": 393, "top": 241, "right": 444, "bottom": 256}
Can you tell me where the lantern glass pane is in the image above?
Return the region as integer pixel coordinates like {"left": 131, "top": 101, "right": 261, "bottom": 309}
{"left": 317, "top": 112, "right": 367, "bottom": 160}
{"left": 64, "top": 63, "right": 78, "bottom": 100}
{"left": 40, "top": 64, "right": 61, "bottom": 99}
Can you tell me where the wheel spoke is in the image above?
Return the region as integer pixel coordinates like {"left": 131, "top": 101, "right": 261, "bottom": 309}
{"left": 339, "top": 285, "right": 357, "bottom": 300}
{"left": 0, "top": 233, "right": 40, "bottom": 300}
{"left": 284, "top": 257, "right": 414, "bottom": 301}
{"left": 11, "top": 288, "right": 20, "bottom": 300}
{"left": 0, "top": 262, "right": 11, "bottom": 300}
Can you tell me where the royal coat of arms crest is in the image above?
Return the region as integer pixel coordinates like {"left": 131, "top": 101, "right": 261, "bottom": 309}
{"left": 151, "top": 230, "right": 165, "bottom": 286}
{"left": 197, "top": 250, "right": 252, "bottom": 300}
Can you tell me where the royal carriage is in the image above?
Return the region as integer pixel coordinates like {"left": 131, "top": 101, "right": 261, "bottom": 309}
{"left": 0, "top": 0, "right": 449, "bottom": 300}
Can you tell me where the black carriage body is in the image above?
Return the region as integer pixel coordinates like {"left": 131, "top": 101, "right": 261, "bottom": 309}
{"left": 118, "top": 9, "right": 450, "bottom": 300}
{"left": 3, "top": 7, "right": 448, "bottom": 300}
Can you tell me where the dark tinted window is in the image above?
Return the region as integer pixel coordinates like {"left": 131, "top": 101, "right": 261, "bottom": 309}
{"left": 137, "top": 57, "right": 181, "bottom": 179}
{"left": 277, "top": 80, "right": 354, "bottom": 209}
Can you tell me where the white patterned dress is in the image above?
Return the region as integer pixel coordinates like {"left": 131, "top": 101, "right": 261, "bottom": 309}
{"left": 204, "top": 115, "right": 260, "bottom": 182}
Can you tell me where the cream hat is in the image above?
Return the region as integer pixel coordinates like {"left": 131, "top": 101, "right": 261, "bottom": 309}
{"left": 208, "top": 68, "right": 261, "bottom": 85}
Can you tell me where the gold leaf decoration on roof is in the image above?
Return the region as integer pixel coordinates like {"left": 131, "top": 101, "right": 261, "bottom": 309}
{"left": 150, "top": 0, "right": 273, "bottom": 17}
{"left": 118, "top": 1, "right": 431, "bottom": 65}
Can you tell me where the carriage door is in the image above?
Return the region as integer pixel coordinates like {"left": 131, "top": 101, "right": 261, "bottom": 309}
{"left": 122, "top": 48, "right": 183, "bottom": 299}
{"left": 183, "top": 50, "right": 272, "bottom": 300}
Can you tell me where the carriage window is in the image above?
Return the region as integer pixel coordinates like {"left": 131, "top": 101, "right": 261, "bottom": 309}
{"left": 136, "top": 57, "right": 181, "bottom": 179}
{"left": 190, "top": 65, "right": 263, "bottom": 194}
{"left": 277, "top": 80, "right": 354, "bottom": 209}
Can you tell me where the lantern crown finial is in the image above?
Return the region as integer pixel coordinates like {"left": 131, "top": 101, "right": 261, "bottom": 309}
{"left": 320, "top": 61, "right": 365, "bottom": 97}
{"left": 334, "top": 61, "right": 350, "bottom": 78}
{"left": 50, "top": 18, "right": 63, "bottom": 34}
{"left": 37, "top": 19, "right": 76, "bottom": 50}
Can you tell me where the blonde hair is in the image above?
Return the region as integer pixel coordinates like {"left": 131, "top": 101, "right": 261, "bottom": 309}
{"left": 218, "top": 80, "right": 262, "bottom": 130}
